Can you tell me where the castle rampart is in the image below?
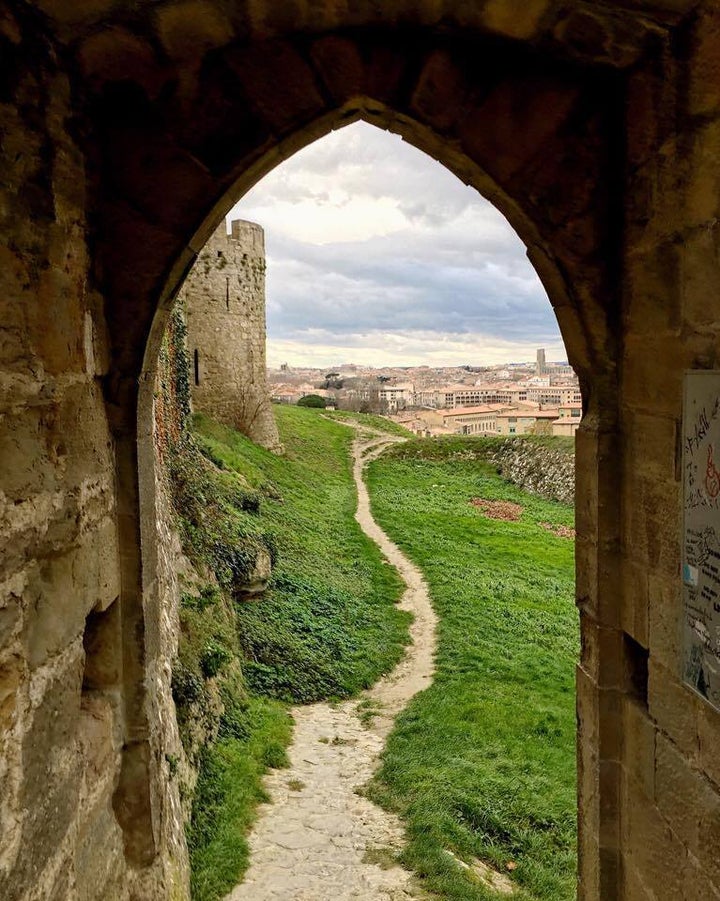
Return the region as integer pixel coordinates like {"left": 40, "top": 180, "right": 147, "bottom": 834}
{"left": 180, "top": 219, "right": 281, "bottom": 452}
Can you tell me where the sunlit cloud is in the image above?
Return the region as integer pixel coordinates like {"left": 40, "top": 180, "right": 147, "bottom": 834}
{"left": 228, "top": 121, "right": 565, "bottom": 368}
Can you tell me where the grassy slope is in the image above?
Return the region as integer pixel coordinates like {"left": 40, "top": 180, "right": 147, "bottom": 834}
{"left": 186, "top": 406, "right": 410, "bottom": 899}
{"left": 366, "top": 443, "right": 578, "bottom": 901}
{"left": 323, "top": 408, "right": 415, "bottom": 437}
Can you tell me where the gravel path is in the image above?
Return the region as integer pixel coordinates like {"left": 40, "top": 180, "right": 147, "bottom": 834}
{"left": 225, "top": 428, "right": 437, "bottom": 901}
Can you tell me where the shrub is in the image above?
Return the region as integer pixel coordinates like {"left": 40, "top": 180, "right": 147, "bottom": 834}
{"left": 297, "top": 394, "right": 326, "bottom": 408}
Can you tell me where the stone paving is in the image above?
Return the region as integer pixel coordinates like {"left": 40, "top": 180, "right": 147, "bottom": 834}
{"left": 225, "top": 430, "right": 437, "bottom": 901}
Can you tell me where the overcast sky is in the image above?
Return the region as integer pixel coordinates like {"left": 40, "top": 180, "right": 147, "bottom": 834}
{"left": 228, "top": 121, "right": 566, "bottom": 369}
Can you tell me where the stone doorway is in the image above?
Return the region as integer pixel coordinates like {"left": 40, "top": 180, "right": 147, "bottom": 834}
{"left": 3, "top": 3, "right": 717, "bottom": 898}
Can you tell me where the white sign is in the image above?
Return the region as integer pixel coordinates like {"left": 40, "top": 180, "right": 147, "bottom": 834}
{"left": 682, "top": 371, "right": 720, "bottom": 705}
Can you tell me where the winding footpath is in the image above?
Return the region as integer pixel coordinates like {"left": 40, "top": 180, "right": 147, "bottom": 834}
{"left": 225, "top": 428, "right": 437, "bottom": 901}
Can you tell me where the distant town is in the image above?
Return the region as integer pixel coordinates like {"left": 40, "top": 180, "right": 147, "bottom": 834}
{"left": 268, "top": 349, "right": 581, "bottom": 439}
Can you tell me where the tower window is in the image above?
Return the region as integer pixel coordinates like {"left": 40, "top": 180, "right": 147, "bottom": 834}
{"left": 194, "top": 349, "right": 200, "bottom": 386}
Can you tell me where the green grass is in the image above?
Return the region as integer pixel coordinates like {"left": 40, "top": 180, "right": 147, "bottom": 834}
{"left": 365, "top": 442, "right": 578, "bottom": 901}
{"left": 194, "top": 406, "right": 411, "bottom": 702}
{"left": 323, "top": 407, "right": 414, "bottom": 437}
{"left": 183, "top": 406, "right": 411, "bottom": 899}
{"left": 187, "top": 698, "right": 292, "bottom": 900}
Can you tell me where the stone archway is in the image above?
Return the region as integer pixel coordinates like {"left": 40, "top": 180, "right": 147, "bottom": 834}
{"left": 2, "top": 2, "right": 718, "bottom": 899}
{"left": 129, "top": 57, "right": 617, "bottom": 901}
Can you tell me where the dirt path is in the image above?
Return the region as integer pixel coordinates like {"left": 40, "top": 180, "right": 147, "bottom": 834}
{"left": 225, "top": 428, "right": 437, "bottom": 901}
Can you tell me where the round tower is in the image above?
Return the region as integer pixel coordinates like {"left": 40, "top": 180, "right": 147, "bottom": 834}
{"left": 180, "top": 218, "right": 282, "bottom": 452}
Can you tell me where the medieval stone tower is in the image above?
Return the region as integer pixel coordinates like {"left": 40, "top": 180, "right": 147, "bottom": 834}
{"left": 180, "top": 219, "right": 281, "bottom": 452}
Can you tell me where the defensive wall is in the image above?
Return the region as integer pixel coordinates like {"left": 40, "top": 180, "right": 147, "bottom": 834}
{"left": 179, "top": 219, "right": 281, "bottom": 452}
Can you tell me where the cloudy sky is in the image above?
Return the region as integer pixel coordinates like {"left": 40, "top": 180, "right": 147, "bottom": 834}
{"left": 228, "top": 121, "right": 566, "bottom": 369}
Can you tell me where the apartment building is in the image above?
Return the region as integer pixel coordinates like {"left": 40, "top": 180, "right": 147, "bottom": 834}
{"left": 495, "top": 407, "right": 560, "bottom": 435}
{"left": 378, "top": 382, "right": 415, "bottom": 412}
{"left": 552, "top": 403, "right": 583, "bottom": 437}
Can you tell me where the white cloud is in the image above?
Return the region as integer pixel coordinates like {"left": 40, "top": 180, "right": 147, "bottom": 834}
{"left": 228, "top": 121, "right": 565, "bottom": 367}
{"left": 267, "top": 330, "right": 567, "bottom": 369}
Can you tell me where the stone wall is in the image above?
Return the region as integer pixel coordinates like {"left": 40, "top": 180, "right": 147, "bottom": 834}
{"left": 3, "top": 2, "right": 720, "bottom": 899}
{"left": 0, "top": 9, "right": 190, "bottom": 899}
{"left": 181, "top": 219, "right": 281, "bottom": 452}
{"left": 489, "top": 439, "right": 575, "bottom": 506}
{"left": 608, "top": 7, "right": 720, "bottom": 897}
{"left": 0, "top": 10, "right": 180, "bottom": 899}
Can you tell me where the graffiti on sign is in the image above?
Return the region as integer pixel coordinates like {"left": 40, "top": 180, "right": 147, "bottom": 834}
{"left": 683, "top": 372, "right": 720, "bottom": 707}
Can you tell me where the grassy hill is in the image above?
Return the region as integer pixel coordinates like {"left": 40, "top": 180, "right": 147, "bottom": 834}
{"left": 173, "top": 407, "right": 577, "bottom": 901}
{"left": 365, "top": 441, "right": 578, "bottom": 901}
{"left": 178, "top": 406, "right": 410, "bottom": 899}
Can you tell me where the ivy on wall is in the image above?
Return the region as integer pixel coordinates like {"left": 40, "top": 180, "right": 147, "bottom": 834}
{"left": 155, "top": 303, "right": 276, "bottom": 764}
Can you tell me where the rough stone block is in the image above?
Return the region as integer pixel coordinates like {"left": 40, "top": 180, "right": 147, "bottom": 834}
{"left": 310, "top": 36, "right": 365, "bottom": 102}
{"left": 577, "top": 666, "right": 600, "bottom": 901}
{"left": 0, "top": 570, "right": 24, "bottom": 651}
{"left": 624, "top": 239, "right": 681, "bottom": 337}
{"left": 622, "top": 472, "right": 680, "bottom": 579}
{"left": 105, "top": 126, "right": 217, "bottom": 233}
{"left": 575, "top": 536, "right": 599, "bottom": 618}
{"left": 648, "top": 657, "right": 699, "bottom": 759}
{"left": 622, "top": 409, "right": 677, "bottom": 484}
{"left": 22, "top": 645, "right": 84, "bottom": 787}
{"left": 655, "top": 730, "right": 717, "bottom": 853}
{"left": 0, "top": 6, "right": 21, "bottom": 43}
{"left": 33, "top": 0, "right": 119, "bottom": 25}
{"left": 25, "top": 534, "right": 114, "bottom": 669}
{"left": 681, "top": 225, "right": 720, "bottom": 331}
{"left": 698, "top": 700, "right": 720, "bottom": 791}
{"left": 481, "top": 0, "right": 550, "bottom": 39}
{"left": 622, "top": 858, "right": 655, "bottom": 900}
{"left": 648, "top": 571, "right": 681, "bottom": 671}
{"left": 365, "top": 44, "right": 409, "bottom": 106}
{"left": 623, "top": 776, "right": 687, "bottom": 900}
{"left": 156, "top": 1, "right": 234, "bottom": 61}
{"left": 599, "top": 758, "right": 621, "bottom": 846}
{"left": 74, "top": 796, "right": 126, "bottom": 901}
{"left": 683, "top": 850, "right": 720, "bottom": 900}
{"left": 684, "top": 120, "right": 720, "bottom": 230}
{"left": 0, "top": 652, "right": 22, "bottom": 734}
{"left": 26, "top": 551, "right": 82, "bottom": 669}
{"left": 410, "top": 50, "right": 468, "bottom": 131}
{"left": 78, "top": 27, "right": 167, "bottom": 99}
{"left": 76, "top": 517, "right": 121, "bottom": 613}
{"left": 626, "top": 57, "right": 666, "bottom": 171}
{"left": 687, "top": 9, "right": 720, "bottom": 118}
{"left": 624, "top": 697, "right": 656, "bottom": 800}
{"left": 621, "top": 559, "right": 649, "bottom": 648}
{"left": 11, "top": 767, "right": 82, "bottom": 901}
{"left": 459, "top": 76, "right": 580, "bottom": 184}
{"left": 77, "top": 694, "right": 119, "bottom": 787}
{"left": 227, "top": 40, "right": 324, "bottom": 133}
{"left": 696, "top": 785, "right": 720, "bottom": 888}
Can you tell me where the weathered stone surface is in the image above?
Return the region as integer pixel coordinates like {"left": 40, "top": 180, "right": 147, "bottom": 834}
{"left": 310, "top": 35, "right": 365, "bottom": 101}
{"left": 3, "top": 2, "right": 720, "bottom": 899}
{"left": 182, "top": 219, "right": 281, "bottom": 452}
{"left": 234, "top": 547, "right": 273, "bottom": 600}
{"left": 410, "top": 50, "right": 468, "bottom": 131}
{"left": 156, "top": 0, "right": 234, "bottom": 61}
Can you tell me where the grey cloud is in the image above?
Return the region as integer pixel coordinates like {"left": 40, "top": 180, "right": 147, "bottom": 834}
{"left": 230, "top": 121, "right": 564, "bottom": 360}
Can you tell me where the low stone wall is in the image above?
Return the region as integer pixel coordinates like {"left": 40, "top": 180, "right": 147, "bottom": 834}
{"left": 488, "top": 438, "right": 575, "bottom": 506}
